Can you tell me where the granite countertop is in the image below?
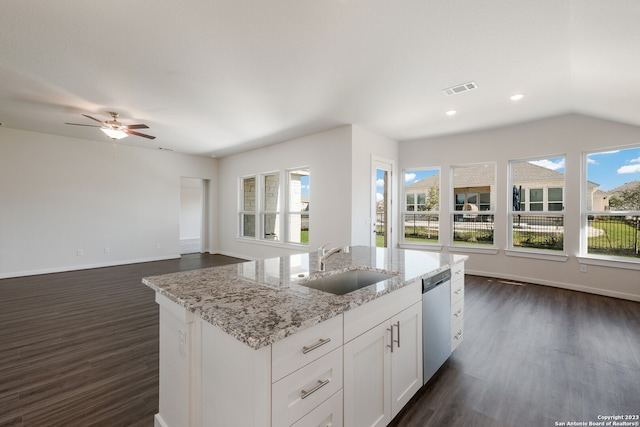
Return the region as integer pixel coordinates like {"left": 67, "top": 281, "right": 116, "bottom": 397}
{"left": 142, "top": 246, "right": 467, "bottom": 350}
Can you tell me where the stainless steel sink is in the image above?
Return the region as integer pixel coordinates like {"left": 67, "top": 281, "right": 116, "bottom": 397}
{"left": 299, "top": 270, "right": 396, "bottom": 295}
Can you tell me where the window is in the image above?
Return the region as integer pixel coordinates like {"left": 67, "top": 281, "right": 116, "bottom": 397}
{"left": 584, "top": 146, "right": 640, "bottom": 260}
{"left": 451, "top": 163, "right": 496, "bottom": 246}
{"left": 402, "top": 168, "right": 440, "bottom": 244}
{"left": 510, "top": 156, "right": 565, "bottom": 252}
{"left": 240, "top": 176, "right": 256, "bottom": 237}
{"left": 262, "top": 173, "right": 281, "bottom": 241}
{"left": 239, "top": 168, "right": 310, "bottom": 246}
{"left": 286, "top": 168, "right": 309, "bottom": 244}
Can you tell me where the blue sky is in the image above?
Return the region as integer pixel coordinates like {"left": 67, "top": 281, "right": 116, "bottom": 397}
{"left": 396, "top": 147, "right": 640, "bottom": 193}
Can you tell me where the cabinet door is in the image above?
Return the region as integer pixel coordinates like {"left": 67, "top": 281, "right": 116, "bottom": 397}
{"left": 344, "top": 321, "right": 391, "bottom": 427}
{"left": 390, "top": 302, "right": 423, "bottom": 417}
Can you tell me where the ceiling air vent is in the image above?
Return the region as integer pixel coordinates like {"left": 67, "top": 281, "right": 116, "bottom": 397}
{"left": 442, "top": 81, "right": 478, "bottom": 96}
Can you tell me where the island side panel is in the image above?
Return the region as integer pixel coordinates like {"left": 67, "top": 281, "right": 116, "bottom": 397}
{"left": 155, "top": 293, "right": 196, "bottom": 427}
{"left": 200, "top": 318, "right": 271, "bottom": 427}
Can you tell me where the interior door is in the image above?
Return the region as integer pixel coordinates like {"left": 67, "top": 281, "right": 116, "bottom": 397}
{"left": 372, "top": 159, "right": 393, "bottom": 248}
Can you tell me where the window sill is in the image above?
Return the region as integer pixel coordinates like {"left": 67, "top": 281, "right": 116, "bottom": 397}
{"left": 505, "top": 249, "right": 569, "bottom": 262}
{"left": 577, "top": 255, "right": 640, "bottom": 271}
{"left": 399, "top": 243, "right": 444, "bottom": 252}
{"left": 447, "top": 245, "right": 499, "bottom": 255}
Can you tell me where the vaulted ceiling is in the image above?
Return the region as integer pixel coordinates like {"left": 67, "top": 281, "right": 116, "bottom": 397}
{"left": 1, "top": 1, "right": 639, "bottom": 157}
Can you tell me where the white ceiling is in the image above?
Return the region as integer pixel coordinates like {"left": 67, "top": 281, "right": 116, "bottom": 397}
{"left": 1, "top": 0, "right": 639, "bottom": 157}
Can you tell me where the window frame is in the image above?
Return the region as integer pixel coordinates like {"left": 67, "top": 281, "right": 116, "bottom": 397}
{"left": 401, "top": 167, "right": 441, "bottom": 246}
{"left": 507, "top": 155, "right": 566, "bottom": 255}
{"left": 580, "top": 146, "right": 640, "bottom": 267}
{"left": 238, "top": 168, "right": 310, "bottom": 247}
{"left": 450, "top": 162, "right": 497, "bottom": 248}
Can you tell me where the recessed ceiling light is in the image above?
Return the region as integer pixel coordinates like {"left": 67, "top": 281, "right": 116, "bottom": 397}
{"left": 446, "top": 110, "right": 457, "bottom": 116}
{"left": 510, "top": 93, "right": 524, "bottom": 101}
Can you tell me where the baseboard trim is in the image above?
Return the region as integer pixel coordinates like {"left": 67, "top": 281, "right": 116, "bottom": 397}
{"left": 0, "top": 255, "right": 180, "bottom": 279}
{"left": 466, "top": 269, "right": 640, "bottom": 302}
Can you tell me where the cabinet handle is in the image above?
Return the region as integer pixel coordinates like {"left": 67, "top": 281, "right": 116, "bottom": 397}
{"left": 454, "top": 309, "right": 463, "bottom": 317}
{"left": 454, "top": 288, "right": 462, "bottom": 295}
{"left": 455, "top": 270, "right": 463, "bottom": 275}
{"left": 454, "top": 331, "right": 463, "bottom": 340}
{"left": 302, "top": 338, "right": 331, "bottom": 354}
{"left": 301, "top": 378, "right": 330, "bottom": 399}
{"left": 387, "top": 326, "right": 394, "bottom": 353}
{"left": 394, "top": 321, "right": 400, "bottom": 348}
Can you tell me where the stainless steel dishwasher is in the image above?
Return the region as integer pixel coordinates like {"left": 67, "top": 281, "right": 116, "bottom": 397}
{"left": 422, "top": 269, "right": 451, "bottom": 384}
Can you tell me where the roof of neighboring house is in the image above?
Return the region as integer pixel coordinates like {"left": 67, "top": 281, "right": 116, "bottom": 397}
{"left": 608, "top": 180, "right": 640, "bottom": 195}
{"left": 406, "top": 162, "right": 601, "bottom": 190}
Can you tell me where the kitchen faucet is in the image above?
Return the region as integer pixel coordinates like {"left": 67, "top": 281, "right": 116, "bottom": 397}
{"left": 317, "top": 245, "right": 350, "bottom": 271}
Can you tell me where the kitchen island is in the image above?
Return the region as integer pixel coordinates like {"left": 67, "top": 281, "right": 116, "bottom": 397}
{"left": 143, "top": 246, "right": 467, "bottom": 427}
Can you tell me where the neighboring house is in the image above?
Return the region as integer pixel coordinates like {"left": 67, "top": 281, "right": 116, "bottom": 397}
{"left": 405, "top": 162, "right": 604, "bottom": 212}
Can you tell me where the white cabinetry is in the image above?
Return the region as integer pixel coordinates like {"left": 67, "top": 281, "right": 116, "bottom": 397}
{"left": 343, "top": 282, "right": 422, "bottom": 427}
{"left": 450, "top": 261, "right": 465, "bottom": 351}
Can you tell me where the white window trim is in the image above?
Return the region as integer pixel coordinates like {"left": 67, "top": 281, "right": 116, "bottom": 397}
{"left": 450, "top": 162, "right": 497, "bottom": 249}
{"left": 507, "top": 156, "right": 566, "bottom": 255}
{"left": 400, "top": 167, "right": 441, "bottom": 246}
{"left": 581, "top": 146, "right": 640, "bottom": 265}
{"left": 238, "top": 168, "right": 310, "bottom": 247}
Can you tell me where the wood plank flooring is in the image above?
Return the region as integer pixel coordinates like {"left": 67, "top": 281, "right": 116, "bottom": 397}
{"left": 0, "top": 254, "right": 245, "bottom": 427}
{"left": 1, "top": 257, "right": 639, "bottom": 426}
{"left": 390, "top": 275, "right": 640, "bottom": 427}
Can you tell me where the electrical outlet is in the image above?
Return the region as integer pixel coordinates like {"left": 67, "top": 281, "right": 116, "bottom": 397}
{"left": 579, "top": 264, "right": 588, "bottom": 273}
{"left": 156, "top": 243, "right": 161, "bottom": 249}
{"left": 104, "top": 247, "right": 110, "bottom": 254}
{"left": 76, "top": 249, "right": 83, "bottom": 256}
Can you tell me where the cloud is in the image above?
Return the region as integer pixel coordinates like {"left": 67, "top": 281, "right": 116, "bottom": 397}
{"left": 631, "top": 157, "right": 640, "bottom": 164}
{"left": 404, "top": 173, "right": 416, "bottom": 182}
{"left": 376, "top": 192, "right": 384, "bottom": 202}
{"left": 376, "top": 179, "right": 385, "bottom": 187}
{"left": 587, "top": 158, "right": 597, "bottom": 164}
{"left": 617, "top": 164, "right": 640, "bottom": 174}
{"left": 529, "top": 159, "right": 565, "bottom": 170}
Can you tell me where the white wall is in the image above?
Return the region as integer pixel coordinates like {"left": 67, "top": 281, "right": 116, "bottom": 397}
{"left": 217, "top": 126, "right": 353, "bottom": 260}
{"left": 180, "top": 177, "right": 202, "bottom": 240}
{"left": 0, "top": 127, "right": 218, "bottom": 277}
{"left": 399, "top": 113, "right": 640, "bottom": 300}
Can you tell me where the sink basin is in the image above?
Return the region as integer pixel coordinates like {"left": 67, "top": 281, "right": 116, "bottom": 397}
{"left": 299, "top": 270, "right": 396, "bottom": 295}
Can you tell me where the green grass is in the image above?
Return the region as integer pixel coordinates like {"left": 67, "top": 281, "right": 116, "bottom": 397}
{"left": 589, "top": 218, "right": 639, "bottom": 257}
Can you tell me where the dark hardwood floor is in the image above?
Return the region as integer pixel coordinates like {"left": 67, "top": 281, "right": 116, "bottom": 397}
{"left": 390, "top": 275, "right": 640, "bottom": 427}
{"left": 1, "top": 258, "right": 639, "bottom": 426}
{"left": 0, "top": 254, "right": 245, "bottom": 427}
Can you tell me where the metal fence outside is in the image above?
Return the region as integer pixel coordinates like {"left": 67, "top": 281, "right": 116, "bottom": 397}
{"left": 588, "top": 215, "right": 640, "bottom": 258}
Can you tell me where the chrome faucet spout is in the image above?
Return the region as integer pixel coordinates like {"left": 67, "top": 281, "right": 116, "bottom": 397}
{"left": 318, "top": 246, "right": 350, "bottom": 271}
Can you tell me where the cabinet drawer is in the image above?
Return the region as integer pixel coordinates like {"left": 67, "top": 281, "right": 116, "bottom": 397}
{"left": 451, "top": 279, "right": 464, "bottom": 306}
{"left": 451, "top": 323, "right": 464, "bottom": 352}
{"left": 451, "top": 262, "right": 464, "bottom": 279}
{"left": 291, "top": 390, "right": 343, "bottom": 427}
{"left": 273, "top": 314, "right": 343, "bottom": 382}
{"left": 272, "top": 347, "right": 343, "bottom": 427}
{"left": 451, "top": 299, "right": 464, "bottom": 327}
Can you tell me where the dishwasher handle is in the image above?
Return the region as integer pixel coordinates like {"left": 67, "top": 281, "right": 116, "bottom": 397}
{"left": 422, "top": 269, "right": 451, "bottom": 293}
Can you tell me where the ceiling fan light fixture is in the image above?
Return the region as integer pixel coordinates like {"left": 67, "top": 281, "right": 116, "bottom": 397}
{"left": 101, "top": 127, "right": 128, "bottom": 139}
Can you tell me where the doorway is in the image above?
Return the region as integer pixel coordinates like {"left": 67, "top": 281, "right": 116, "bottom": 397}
{"left": 180, "top": 177, "right": 206, "bottom": 254}
{"left": 372, "top": 159, "right": 393, "bottom": 248}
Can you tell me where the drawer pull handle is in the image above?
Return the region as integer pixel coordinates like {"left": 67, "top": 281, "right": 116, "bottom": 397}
{"left": 454, "top": 331, "right": 463, "bottom": 340}
{"left": 301, "top": 378, "right": 330, "bottom": 399}
{"left": 454, "top": 288, "right": 462, "bottom": 295}
{"left": 454, "top": 309, "right": 463, "bottom": 317}
{"left": 455, "top": 270, "right": 463, "bottom": 275}
{"left": 302, "top": 338, "right": 331, "bottom": 354}
{"left": 387, "top": 326, "right": 394, "bottom": 353}
{"left": 394, "top": 321, "right": 400, "bottom": 348}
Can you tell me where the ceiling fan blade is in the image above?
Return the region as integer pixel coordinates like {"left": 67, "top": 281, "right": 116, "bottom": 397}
{"left": 65, "top": 123, "right": 102, "bottom": 127}
{"left": 82, "top": 114, "right": 105, "bottom": 124}
{"left": 127, "top": 130, "right": 156, "bottom": 140}
{"left": 125, "top": 124, "right": 149, "bottom": 129}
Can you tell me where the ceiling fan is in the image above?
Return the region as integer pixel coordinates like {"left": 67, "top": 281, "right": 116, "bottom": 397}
{"left": 65, "top": 112, "right": 155, "bottom": 140}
